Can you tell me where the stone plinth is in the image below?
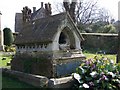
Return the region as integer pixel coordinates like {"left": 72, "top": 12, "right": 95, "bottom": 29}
{"left": 11, "top": 50, "right": 85, "bottom": 78}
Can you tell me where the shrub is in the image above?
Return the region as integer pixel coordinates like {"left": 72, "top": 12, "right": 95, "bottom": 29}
{"left": 73, "top": 56, "right": 120, "bottom": 90}
{"left": 4, "top": 46, "right": 16, "bottom": 52}
{"left": 3, "top": 28, "right": 14, "bottom": 46}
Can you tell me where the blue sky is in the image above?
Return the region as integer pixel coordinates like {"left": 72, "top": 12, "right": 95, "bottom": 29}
{"left": 0, "top": 0, "right": 120, "bottom": 32}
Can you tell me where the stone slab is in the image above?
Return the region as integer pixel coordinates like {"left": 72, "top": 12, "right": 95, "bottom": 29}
{"left": 49, "top": 76, "right": 74, "bottom": 88}
{"left": 2, "top": 68, "right": 76, "bottom": 88}
{"left": 2, "top": 68, "right": 49, "bottom": 87}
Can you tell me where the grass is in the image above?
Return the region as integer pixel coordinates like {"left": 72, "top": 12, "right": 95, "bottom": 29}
{"left": 0, "top": 56, "right": 12, "bottom": 68}
{"left": 84, "top": 53, "right": 117, "bottom": 63}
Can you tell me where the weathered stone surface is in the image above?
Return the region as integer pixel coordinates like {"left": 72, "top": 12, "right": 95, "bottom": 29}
{"left": 2, "top": 68, "right": 49, "bottom": 87}
{"left": 2, "top": 68, "right": 77, "bottom": 88}
{"left": 48, "top": 76, "right": 74, "bottom": 88}
{"left": 11, "top": 52, "right": 54, "bottom": 78}
{"left": 12, "top": 11, "right": 85, "bottom": 78}
{"left": 11, "top": 51, "right": 85, "bottom": 78}
{"left": 56, "top": 57, "right": 84, "bottom": 78}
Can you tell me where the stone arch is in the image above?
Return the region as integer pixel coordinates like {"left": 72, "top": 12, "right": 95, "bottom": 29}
{"left": 59, "top": 27, "right": 76, "bottom": 50}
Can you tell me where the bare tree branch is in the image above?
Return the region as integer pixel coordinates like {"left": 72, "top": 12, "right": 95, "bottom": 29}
{"left": 54, "top": 0, "right": 113, "bottom": 30}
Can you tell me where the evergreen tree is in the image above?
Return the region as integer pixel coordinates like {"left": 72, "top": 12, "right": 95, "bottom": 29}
{"left": 3, "top": 28, "right": 14, "bottom": 46}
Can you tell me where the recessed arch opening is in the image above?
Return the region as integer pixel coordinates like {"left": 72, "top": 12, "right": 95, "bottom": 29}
{"left": 59, "top": 27, "right": 76, "bottom": 50}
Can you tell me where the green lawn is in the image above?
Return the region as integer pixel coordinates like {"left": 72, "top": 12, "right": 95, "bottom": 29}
{"left": 84, "top": 53, "right": 117, "bottom": 63}
{"left": 0, "top": 56, "right": 12, "bottom": 68}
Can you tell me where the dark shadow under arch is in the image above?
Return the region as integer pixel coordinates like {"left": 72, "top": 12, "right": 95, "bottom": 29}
{"left": 59, "top": 27, "right": 76, "bottom": 50}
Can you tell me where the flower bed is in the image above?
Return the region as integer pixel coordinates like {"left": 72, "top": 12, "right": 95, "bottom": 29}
{"left": 73, "top": 56, "right": 120, "bottom": 90}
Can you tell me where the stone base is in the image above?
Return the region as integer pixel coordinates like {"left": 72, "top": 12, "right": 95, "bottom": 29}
{"left": 11, "top": 51, "right": 85, "bottom": 78}
{"left": 0, "top": 45, "right": 4, "bottom": 51}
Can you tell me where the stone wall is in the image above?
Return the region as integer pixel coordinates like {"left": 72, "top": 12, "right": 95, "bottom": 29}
{"left": 117, "top": 32, "right": 120, "bottom": 62}
{"left": 81, "top": 33, "right": 118, "bottom": 54}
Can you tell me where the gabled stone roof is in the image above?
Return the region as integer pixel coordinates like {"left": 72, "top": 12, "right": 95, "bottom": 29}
{"left": 15, "top": 12, "right": 84, "bottom": 45}
{"left": 31, "top": 7, "right": 46, "bottom": 20}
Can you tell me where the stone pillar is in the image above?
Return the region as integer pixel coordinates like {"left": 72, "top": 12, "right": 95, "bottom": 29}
{"left": 117, "top": 2, "right": 120, "bottom": 63}
{"left": 0, "top": 11, "right": 4, "bottom": 51}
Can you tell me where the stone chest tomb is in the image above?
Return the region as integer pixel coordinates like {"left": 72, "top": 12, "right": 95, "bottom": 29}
{"left": 11, "top": 3, "right": 85, "bottom": 78}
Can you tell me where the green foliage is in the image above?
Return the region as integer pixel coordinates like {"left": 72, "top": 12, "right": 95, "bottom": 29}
{"left": 0, "top": 56, "right": 12, "bottom": 68}
{"left": 90, "top": 21, "right": 108, "bottom": 33}
{"left": 89, "top": 22, "right": 117, "bottom": 33}
{"left": 101, "top": 24, "right": 116, "bottom": 33}
{"left": 73, "top": 56, "right": 120, "bottom": 90}
{"left": 4, "top": 46, "right": 16, "bottom": 52}
{"left": 84, "top": 53, "right": 116, "bottom": 63}
{"left": 3, "top": 28, "right": 14, "bottom": 46}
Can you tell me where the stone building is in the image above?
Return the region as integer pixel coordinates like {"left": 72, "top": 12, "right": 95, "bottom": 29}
{"left": 15, "top": 2, "right": 52, "bottom": 32}
{"left": 0, "top": 11, "right": 4, "bottom": 51}
{"left": 11, "top": 3, "right": 85, "bottom": 78}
